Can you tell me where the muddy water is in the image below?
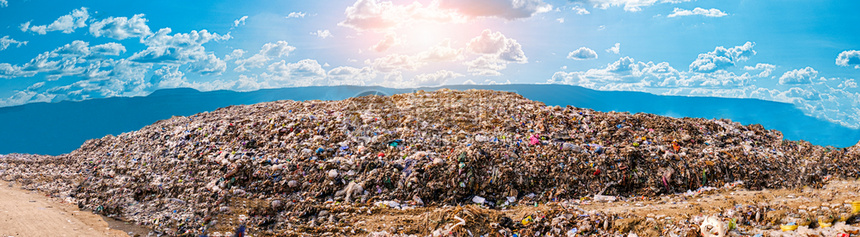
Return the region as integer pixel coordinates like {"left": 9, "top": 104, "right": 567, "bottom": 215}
{"left": 101, "top": 216, "right": 156, "bottom": 237}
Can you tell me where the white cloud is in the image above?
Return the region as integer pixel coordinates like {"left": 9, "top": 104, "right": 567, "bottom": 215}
{"left": 365, "top": 38, "right": 465, "bottom": 73}
{"left": 372, "top": 32, "right": 400, "bottom": 52}
{"left": 2, "top": 58, "right": 154, "bottom": 106}
{"left": 327, "top": 66, "right": 377, "bottom": 85}
{"left": 417, "top": 39, "right": 463, "bottom": 62}
{"left": 266, "top": 59, "right": 325, "bottom": 78}
{"left": 263, "top": 59, "right": 327, "bottom": 86}
{"left": 150, "top": 65, "right": 189, "bottom": 89}
{"left": 0, "top": 36, "right": 28, "bottom": 51}
{"left": 839, "top": 79, "right": 857, "bottom": 89}
{"left": 743, "top": 63, "right": 775, "bottom": 78}
{"left": 556, "top": 18, "right": 564, "bottom": 23}
{"left": 689, "top": 41, "right": 755, "bottom": 73}
{"left": 567, "top": 47, "right": 598, "bottom": 60}
{"left": 54, "top": 40, "right": 91, "bottom": 56}
{"left": 233, "top": 41, "right": 296, "bottom": 72}
{"left": 129, "top": 28, "right": 230, "bottom": 75}
{"left": 462, "top": 29, "right": 527, "bottom": 75}
{"left": 549, "top": 56, "right": 752, "bottom": 90}
{"left": 779, "top": 67, "right": 818, "bottom": 85}
{"left": 667, "top": 7, "right": 727, "bottom": 18}
{"left": 606, "top": 43, "right": 620, "bottom": 54}
{"left": 466, "top": 55, "right": 507, "bottom": 76}
{"left": 0, "top": 40, "right": 133, "bottom": 81}
{"left": 19, "top": 21, "right": 30, "bottom": 32}
{"left": 572, "top": 6, "right": 590, "bottom": 15}
{"left": 436, "top": 0, "right": 553, "bottom": 19}
{"left": 286, "top": 12, "right": 306, "bottom": 18}
{"left": 233, "top": 16, "right": 248, "bottom": 27}
{"left": 413, "top": 70, "right": 462, "bottom": 86}
{"left": 90, "top": 42, "right": 126, "bottom": 56}
{"left": 467, "top": 29, "right": 527, "bottom": 63}
{"left": 836, "top": 50, "right": 860, "bottom": 69}
{"left": 0, "top": 0, "right": 7, "bottom": 7}
{"left": 225, "top": 49, "right": 245, "bottom": 61}
{"left": 24, "top": 7, "right": 89, "bottom": 34}
{"left": 310, "top": 29, "right": 333, "bottom": 39}
{"left": 366, "top": 54, "right": 425, "bottom": 72}
{"left": 571, "top": 0, "right": 694, "bottom": 12}
{"left": 89, "top": 14, "right": 152, "bottom": 40}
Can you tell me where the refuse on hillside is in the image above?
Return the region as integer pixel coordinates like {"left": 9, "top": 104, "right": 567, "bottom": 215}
{"left": 1, "top": 89, "right": 859, "bottom": 236}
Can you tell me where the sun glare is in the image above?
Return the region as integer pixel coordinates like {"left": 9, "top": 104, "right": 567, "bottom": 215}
{"left": 398, "top": 21, "right": 481, "bottom": 51}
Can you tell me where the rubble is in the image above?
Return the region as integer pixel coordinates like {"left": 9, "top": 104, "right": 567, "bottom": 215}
{"left": 1, "top": 89, "right": 860, "bottom": 236}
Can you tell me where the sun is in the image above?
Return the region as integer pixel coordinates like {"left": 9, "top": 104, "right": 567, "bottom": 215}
{"left": 398, "top": 20, "right": 480, "bottom": 51}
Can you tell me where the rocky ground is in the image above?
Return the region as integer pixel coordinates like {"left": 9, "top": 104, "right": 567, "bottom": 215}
{"left": 2, "top": 89, "right": 860, "bottom": 236}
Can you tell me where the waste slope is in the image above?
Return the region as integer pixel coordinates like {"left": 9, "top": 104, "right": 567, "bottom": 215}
{"left": 1, "top": 89, "right": 859, "bottom": 236}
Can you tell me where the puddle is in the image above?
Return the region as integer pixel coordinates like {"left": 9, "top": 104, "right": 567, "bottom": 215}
{"left": 101, "top": 216, "right": 157, "bottom": 237}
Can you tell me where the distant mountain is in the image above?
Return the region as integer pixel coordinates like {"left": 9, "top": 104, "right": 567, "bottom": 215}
{"left": 1, "top": 84, "right": 858, "bottom": 155}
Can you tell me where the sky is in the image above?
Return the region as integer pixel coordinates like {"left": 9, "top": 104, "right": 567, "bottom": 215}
{"left": 0, "top": 0, "right": 859, "bottom": 129}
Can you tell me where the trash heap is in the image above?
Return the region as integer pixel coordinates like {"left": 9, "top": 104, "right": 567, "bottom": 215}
{"left": 1, "top": 89, "right": 860, "bottom": 236}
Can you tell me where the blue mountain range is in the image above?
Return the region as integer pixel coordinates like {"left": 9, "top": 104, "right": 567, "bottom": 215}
{"left": 1, "top": 84, "right": 857, "bottom": 155}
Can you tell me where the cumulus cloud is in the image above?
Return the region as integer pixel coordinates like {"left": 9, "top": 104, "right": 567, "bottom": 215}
{"left": 836, "top": 50, "right": 860, "bottom": 69}
{"left": 556, "top": 18, "right": 564, "bottom": 23}
{"left": 233, "top": 41, "right": 296, "bottom": 72}
{"left": 839, "top": 79, "right": 857, "bottom": 89}
{"left": 225, "top": 49, "right": 245, "bottom": 61}
{"left": 90, "top": 42, "right": 127, "bottom": 56}
{"left": 436, "top": 0, "right": 552, "bottom": 19}
{"left": 366, "top": 54, "right": 425, "bottom": 72}
{"left": 667, "top": 7, "right": 727, "bottom": 18}
{"left": 0, "top": 57, "right": 154, "bottom": 107}
{"left": 571, "top": 0, "right": 694, "bottom": 12}
{"left": 372, "top": 32, "right": 400, "bottom": 52}
{"left": 89, "top": 14, "right": 152, "bottom": 40}
{"left": 129, "top": 28, "right": 230, "bottom": 75}
{"left": 0, "top": 36, "right": 28, "bottom": 51}
{"left": 606, "top": 43, "right": 620, "bottom": 54}
{"left": 310, "top": 30, "right": 333, "bottom": 39}
{"left": 0, "top": 0, "right": 7, "bottom": 7}
{"left": 417, "top": 39, "right": 463, "bottom": 62}
{"left": 572, "top": 6, "right": 590, "bottom": 15}
{"left": 466, "top": 55, "right": 507, "bottom": 76}
{"left": 23, "top": 7, "right": 89, "bottom": 34}
{"left": 567, "top": 47, "right": 598, "bottom": 60}
{"left": 467, "top": 29, "right": 527, "bottom": 63}
{"left": 550, "top": 56, "right": 753, "bottom": 90}
{"left": 233, "top": 16, "right": 248, "bottom": 27}
{"left": 286, "top": 12, "right": 306, "bottom": 18}
{"left": 743, "top": 63, "right": 775, "bottom": 78}
{"left": 779, "top": 67, "right": 818, "bottom": 85}
{"left": 463, "top": 29, "right": 527, "bottom": 75}
{"left": 327, "top": 66, "right": 377, "bottom": 85}
{"left": 413, "top": 70, "right": 462, "bottom": 86}
{"left": 150, "top": 65, "right": 189, "bottom": 89}
{"left": 266, "top": 59, "right": 325, "bottom": 79}
{"left": 263, "top": 59, "right": 327, "bottom": 86}
{"left": 689, "top": 42, "right": 755, "bottom": 73}
{"left": 0, "top": 40, "right": 133, "bottom": 81}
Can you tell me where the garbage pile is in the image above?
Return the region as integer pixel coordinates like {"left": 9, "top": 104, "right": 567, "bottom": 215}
{"left": 1, "top": 89, "right": 860, "bottom": 236}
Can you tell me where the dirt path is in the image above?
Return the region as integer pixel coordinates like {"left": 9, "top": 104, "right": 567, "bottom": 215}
{"left": 0, "top": 181, "right": 129, "bottom": 237}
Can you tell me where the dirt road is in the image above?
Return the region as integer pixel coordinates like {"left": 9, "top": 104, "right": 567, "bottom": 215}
{"left": 0, "top": 181, "right": 129, "bottom": 237}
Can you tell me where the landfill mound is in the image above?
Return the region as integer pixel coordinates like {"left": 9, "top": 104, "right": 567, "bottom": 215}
{"left": 2, "top": 89, "right": 860, "bottom": 236}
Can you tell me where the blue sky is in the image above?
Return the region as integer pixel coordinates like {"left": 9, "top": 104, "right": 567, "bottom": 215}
{"left": 1, "top": 0, "right": 859, "bottom": 128}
